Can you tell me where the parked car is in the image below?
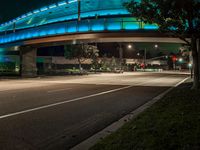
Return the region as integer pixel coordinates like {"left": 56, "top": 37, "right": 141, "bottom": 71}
{"left": 114, "top": 68, "right": 123, "bottom": 73}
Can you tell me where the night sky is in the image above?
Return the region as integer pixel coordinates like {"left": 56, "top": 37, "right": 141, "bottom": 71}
{"left": 0, "top": 0, "right": 59, "bottom": 23}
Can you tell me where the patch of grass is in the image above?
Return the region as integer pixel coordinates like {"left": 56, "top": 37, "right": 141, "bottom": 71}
{"left": 90, "top": 83, "right": 200, "bottom": 150}
{"left": 65, "top": 68, "right": 81, "bottom": 73}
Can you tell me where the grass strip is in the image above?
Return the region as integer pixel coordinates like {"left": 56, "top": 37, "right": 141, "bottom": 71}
{"left": 90, "top": 82, "right": 200, "bottom": 150}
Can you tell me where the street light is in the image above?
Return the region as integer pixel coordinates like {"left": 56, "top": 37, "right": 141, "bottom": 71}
{"left": 127, "top": 44, "right": 132, "bottom": 49}
{"left": 78, "top": 0, "right": 81, "bottom": 21}
{"left": 154, "top": 44, "right": 158, "bottom": 48}
{"left": 137, "top": 49, "right": 147, "bottom": 70}
{"left": 118, "top": 43, "right": 123, "bottom": 71}
{"left": 188, "top": 63, "right": 193, "bottom": 78}
{"left": 178, "top": 58, "right": 183, "bottom": 63}
{"left": 188, "top": 63, "right": 192, "bottom": 68}
{"left": 144, "top": 48, "right": 147, "bottom": 69}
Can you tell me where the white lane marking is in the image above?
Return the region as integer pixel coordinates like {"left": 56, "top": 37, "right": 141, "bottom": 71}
{"left": 154, "top": 77, "right": 189, "bottom": 101}
{"left": 0, "top": 85, "right": 133, "bottom": 120}
{"left": 47, "top": 88, "right": 72, "bottom": 93}
{"left": 174, "top": 77, "right": 190, "bottom": 87}
{"left": 0, "top": 76, "right": 188, "bottom": 120}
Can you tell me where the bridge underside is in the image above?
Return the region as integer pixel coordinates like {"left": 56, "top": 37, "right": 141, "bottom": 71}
{"left": 25, "top": 32, "right": 186, "bottom": 47}
{"left": 1, "top": 31, "right": 187, "bottom": 49}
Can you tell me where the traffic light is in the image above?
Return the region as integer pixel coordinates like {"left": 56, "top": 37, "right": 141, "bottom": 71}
{"left": 172, "top": 55, "right": 177, "bottom": 62}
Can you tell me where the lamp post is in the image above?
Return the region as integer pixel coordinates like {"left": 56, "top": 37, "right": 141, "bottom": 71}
{"left": 139, "top": 49, "right": 147, "bottom": 70}
{"left": 144, "top": 48, "right": 147, "bottom": 70}
{"left": 119, "top": 43, "right": 123, "bottom": 71}
{"left": 137, "top": 49, "right": 147, "bottom": 70}
{"left": 78, "top": 0, "right": 81, "bottom": 21}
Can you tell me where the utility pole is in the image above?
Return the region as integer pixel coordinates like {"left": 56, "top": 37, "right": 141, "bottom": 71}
{"left": 144, "top": 48, "right": 147, "bottom": 70}
{"left": 197, "top": 38, "right": 200, "bottom": 78}
{"left": 119, "top": 43, "right": 123, "bottom": 71}
{"left": 78, "top": 0, "right": 81, "bottom": 21}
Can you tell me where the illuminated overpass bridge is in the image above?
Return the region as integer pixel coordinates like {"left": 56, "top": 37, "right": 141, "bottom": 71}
{"left": 0, "top": 0, "right": 186, "bottom": 77}
{"left": 0, "top": 0, "right": 169, "bottom": 47}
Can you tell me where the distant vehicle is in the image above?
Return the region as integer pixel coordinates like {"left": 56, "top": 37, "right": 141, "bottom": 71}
{"left": 114, "top": 68, "right": 123, "bottom": 73}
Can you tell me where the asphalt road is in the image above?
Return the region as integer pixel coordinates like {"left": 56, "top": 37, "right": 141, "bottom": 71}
{"left": 0, "top": 72, "right": 188, "bottom": 150}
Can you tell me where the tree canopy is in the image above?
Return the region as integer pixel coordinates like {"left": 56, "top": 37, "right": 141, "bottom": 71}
{"left": 64, "top": 44, "right": 99, "bottom": 70}
{"left": 124, "top": 0, "right": 200, "bottom": 44}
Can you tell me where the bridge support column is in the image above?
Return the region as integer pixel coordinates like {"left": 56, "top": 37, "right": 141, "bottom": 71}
{"left": 198, "top": 39, "right": 200, "bottom": 78}
{"left": 20, "top": 46, "right": 37, "bottom": 77}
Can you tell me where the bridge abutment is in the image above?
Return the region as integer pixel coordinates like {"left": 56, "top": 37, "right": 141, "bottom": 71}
{"left": 20, "top": 46, "right": 37, "bottom": 77}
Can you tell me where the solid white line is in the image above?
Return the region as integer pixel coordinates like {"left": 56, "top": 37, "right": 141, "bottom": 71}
{"left": 47, "top": 88, "right": 72, "bottom": 93}
{"left": 174, "top": 77, "right": 190, "bottom": 87}
{"left": 0, "top": 85, "right": 133, "bottom": 120}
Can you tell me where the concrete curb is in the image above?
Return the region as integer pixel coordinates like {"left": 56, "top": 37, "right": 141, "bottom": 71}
{"left": 70, "top": 77, "right": 190, "bottom": 150}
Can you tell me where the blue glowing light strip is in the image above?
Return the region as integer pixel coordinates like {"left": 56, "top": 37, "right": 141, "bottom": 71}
{"left": 0, "top": 9, "right": 130, "bottom": 33}
{"left": 0, "top": 0, "right": 78, "bottom": 28}
{"left": 0, "top": 17, "right": 158, "bottom": 45}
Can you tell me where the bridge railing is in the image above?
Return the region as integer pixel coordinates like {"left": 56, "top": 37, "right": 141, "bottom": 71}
{"left": 0, "top": 17, "right": 158, "bottom": 45}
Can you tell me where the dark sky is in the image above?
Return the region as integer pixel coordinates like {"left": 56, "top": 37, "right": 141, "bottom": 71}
{"left": 0, "top": 0, "right": 59, "bottom": 23}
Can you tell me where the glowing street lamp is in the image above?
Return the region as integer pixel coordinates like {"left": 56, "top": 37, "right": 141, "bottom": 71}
{"left": 154, "top": 44, "right": 158, "bottom": 48}
{"left": 127, "top": 44, "right": 132, "bottom": 49}
{"left": 178, "top": 58, "right": 183, "bottom": 62}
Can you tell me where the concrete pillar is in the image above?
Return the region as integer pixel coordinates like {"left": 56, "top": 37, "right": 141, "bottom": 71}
{"left": 199, "top": 50, "right": 200, "bottom": 78}
{"left": 197, "top": 39, "right": 200, "bottom": 78}
{"left": 20, "top": 46, "right": 37, "bottom": 77}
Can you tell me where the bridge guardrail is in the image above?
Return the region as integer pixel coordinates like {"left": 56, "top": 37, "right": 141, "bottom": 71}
{"left": 0, "top": 17, "right": 158, "bottom": 45}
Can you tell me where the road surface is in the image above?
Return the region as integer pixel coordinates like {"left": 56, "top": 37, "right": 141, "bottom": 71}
{"left": 0, "top": 72, "right": 188, "bottom": 150}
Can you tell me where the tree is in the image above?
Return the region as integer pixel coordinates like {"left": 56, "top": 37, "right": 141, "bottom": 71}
{"left": 110, "top": 56, "right": 117, "bottom": 71}
{"left": 64, "top": 44, "right": 99, "bottom": 71}
{"left": 86, "top": 45, "right": 99, "bottom": 72}
{"left": 100, "top": 54, "right": 109, "bottom": 71}
{"left": 64, "top": 44, "right": 85, "bottom": 71}
{"left": 124, "top": 0, "right": 200, "bottom": 89}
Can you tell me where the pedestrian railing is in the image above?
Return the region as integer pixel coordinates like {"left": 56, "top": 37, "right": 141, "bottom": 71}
{"left": 0, "top": 17, "right": 158, "bottom": 45}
